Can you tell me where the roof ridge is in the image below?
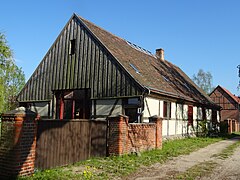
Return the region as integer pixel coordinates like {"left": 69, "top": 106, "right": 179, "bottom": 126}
{"left": 76, "top": 14, "right": 126, "bottom": 42}
{"left": 75, "top": 14, "right": 158, "bottom": 59}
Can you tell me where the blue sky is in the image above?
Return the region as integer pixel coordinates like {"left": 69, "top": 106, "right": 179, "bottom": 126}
{"left": 1, "top": 0, "right": 240, "bottom": 95}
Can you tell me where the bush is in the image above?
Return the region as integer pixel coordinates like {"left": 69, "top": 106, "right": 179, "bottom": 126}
{"left": 220, "top": 121, "right": 228, "bottom": 134}
{"left": 198, "top": 119, "right": 208, "bottom": 137}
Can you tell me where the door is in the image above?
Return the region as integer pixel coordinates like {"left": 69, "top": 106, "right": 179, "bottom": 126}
{"left": 56, "top": 89, "right": 91, "bottom": 119}
{"left": 188, "top": 105, "right": 193, "bottom": 126}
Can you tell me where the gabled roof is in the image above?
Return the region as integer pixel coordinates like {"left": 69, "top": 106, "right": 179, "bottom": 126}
{"left": 76, "top": 14, "right": 215, "bottom": 106}
{"left": 211, "top": 85, "right": 240, "bottom": 104}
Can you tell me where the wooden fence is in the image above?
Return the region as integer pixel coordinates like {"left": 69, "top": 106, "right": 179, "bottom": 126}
{"left": 35, "top": 119, "right": 107, "bottom": 170}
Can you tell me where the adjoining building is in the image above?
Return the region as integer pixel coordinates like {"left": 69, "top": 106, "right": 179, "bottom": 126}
{"left": 210, "top": 85, "right": 240, "bottom": 133}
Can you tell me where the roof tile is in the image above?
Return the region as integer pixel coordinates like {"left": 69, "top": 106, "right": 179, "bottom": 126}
{"left": 77, "top": 15, "right": 215, "bottom": 105}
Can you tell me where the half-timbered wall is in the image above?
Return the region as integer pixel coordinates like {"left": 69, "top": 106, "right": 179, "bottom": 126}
{"left": 92, "top": 99, "right": 122, "bottom": 120}
{"left": 143, "top": 97, "right": 218, "bottom": 138}
{"left": 18, "top": 16, "right": 142, "bottom": 102}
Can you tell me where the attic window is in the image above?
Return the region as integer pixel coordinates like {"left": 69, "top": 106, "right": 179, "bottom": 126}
{"left": 183, "top": 82, "right": 191, "bottom": 91}
{"left": 69, "top": 39, "right": 76, "bottom": 55}
{"left": 162, "top": 74, "right": 170, "bottom": 82}
{"left": 126, "top": 40, "right": 156, "bottom": 58}
{"left": 130, "top": 63, "right": 140, "bottom": 74}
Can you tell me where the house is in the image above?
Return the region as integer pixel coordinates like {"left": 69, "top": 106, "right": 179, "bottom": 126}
{"left": 17, "top": 14, "right": 220, "bottom": 138}
{"left": 210, "top": 85, "right": 240, "bottom": 122}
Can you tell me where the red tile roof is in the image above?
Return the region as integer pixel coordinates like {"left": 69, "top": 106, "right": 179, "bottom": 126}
{"left": 77, "top": 15, "right": 216, "bottom": 106}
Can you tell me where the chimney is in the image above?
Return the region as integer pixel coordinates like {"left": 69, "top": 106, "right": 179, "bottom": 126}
{"left": 156, "top": 48, "right": 164, "bottom": 61}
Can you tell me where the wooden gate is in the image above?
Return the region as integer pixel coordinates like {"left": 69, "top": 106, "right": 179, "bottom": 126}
{"left": 35, "top": 119, "right": 107, "bottom": 170}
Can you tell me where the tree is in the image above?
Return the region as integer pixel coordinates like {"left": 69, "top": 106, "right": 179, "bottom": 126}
{"left": 192, "top": 69, "right": 214, "bottom": 94}
{"left": 0, "top": 32, "right": 25, "bottom": 113}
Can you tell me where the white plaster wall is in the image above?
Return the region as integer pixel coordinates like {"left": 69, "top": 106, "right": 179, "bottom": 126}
{"left": 143, "top": 97, "right": 165, "bottom": 119}
{"left": 169, "top": 120, "right": 176, "bottom": 135}
{"left": 176, "top": 119, "right": 182, "bottom": 135}
{"left": 206, "top": 109, "right": 212, "bottom": 120}
{"left": 197, "top": 107, "right": 203, "bottom": 120}
{"left": 162, "top": 120, "right": 168, "bottom": 136}
{"left": 176, "top": 104, "right": 183, "bottom": 120}
{"left": 94, "top": 99, "right": 122, "bottom": 118}
{"left": 180, "top": 120, "right": 188, "bottom": 135}
{"left": 193, "top": 106, "right": 197, "bottom": 120}
{"left": 217, "top": 110, "right": 220, "bottom": 122}
{"left": 171, "top": 102, "right": 176, "bottom": 119}
{"left": 143, "top": 97, "right": 160, "bottom": 118}
{"left": 159, "top": 101, "right": 164, "bottom": 117}
{"left": 183, "top": 105, "right": 188, "bottom": 120}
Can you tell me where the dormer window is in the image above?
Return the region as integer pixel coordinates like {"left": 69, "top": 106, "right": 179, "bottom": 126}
{"left": 69, "top": 39, "right": 76, "bottom": 55}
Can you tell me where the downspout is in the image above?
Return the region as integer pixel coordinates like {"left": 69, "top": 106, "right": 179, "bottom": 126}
{"left": 140, "top": 87, "right": 151, "bottom": 122}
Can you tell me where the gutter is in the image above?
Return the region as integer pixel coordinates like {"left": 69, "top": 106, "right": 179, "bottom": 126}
{"left": 145, "top": 86, "right": 220, "bottom": 109}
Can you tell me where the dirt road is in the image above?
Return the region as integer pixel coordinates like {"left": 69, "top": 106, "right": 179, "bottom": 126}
{"left": 126, "top": 137, "right": 240, "bottom": 180}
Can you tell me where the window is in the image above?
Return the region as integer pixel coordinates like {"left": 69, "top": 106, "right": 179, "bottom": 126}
{"left": 176, "top": 103, "right": 183, "bottom": 119}
{"left": 197, "top": 107, "right": 202, "bottom": 120}
{"left": 55, "top": 89, "right": 90, "bottom": 119}
{"left": 69, "top": 39, "right": 76, "bottom": 55}
{"left": 129, "top": 63, "right": 140, "bottom": 74}
{"left": 212, "top": 110, "right": 217, "bottom": 123}
{"left": 125, "top": 108, "right": 138, "bottom": 123}
{"left": 163, "top": 101, "right": 171, "bottom": 118}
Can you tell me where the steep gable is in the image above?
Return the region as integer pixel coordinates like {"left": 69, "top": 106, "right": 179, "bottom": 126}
{"left": 18, "top": 15, "right": 143, "bottom": 102}
{"left": 210, "top": 85, "right": 239, "bottom": 110}
{"left": 18, "top": 14, "right": 216, "bottom": 107}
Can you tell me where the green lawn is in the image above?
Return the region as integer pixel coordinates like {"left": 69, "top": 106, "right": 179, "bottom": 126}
{"left": 19, "top": 135, "right": 233, "bottom": 180}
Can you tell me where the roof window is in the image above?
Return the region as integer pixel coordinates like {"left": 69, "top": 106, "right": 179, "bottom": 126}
{"left": 129, "top": 63, "right": 140, "bottom": 74}
{"left": 162, "top": 74, "right": 170, "bottom": 82}
{"left": 126, "top": 40, "right": 156, "bottom": 58}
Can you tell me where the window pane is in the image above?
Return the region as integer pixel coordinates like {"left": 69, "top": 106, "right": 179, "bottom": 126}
{"left": 163, "top": 101, "right": 167, "bottom": 117}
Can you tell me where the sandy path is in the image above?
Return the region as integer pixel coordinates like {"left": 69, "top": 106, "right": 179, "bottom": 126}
{"left": 126, "top": 137, "right": 240, "bottom": 180}
{"left": 202, "top": 143, "right": 240, "bottom": 180}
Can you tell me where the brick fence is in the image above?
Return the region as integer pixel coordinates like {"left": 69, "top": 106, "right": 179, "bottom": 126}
{"left": 0, "top": 107, "right": 38, "bottom": 179}
{"left": 0, "top": 111, "right": 162, "bottom": 178}
{"left": 225, "top": 119, "right": 239, "bottom": 134}
{"left": 108, "top": 115, "right": 163, "bottom": 155}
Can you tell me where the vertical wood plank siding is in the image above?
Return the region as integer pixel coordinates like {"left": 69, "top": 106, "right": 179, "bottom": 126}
{"left": 35, "top": 119, "right": 107, "bottom": 170}
{"left": 18, "top": 17, "right": 142, "bottom": 102}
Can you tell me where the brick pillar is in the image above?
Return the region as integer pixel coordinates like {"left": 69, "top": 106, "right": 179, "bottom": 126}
{"left": 107, "top": 114, "right": 129, "bottom": 155}
{"left": 149, "top": 115, "right": 163, "bottom": 149}
{"left": 0, "top": 107, "right": 38, "bottom": 178}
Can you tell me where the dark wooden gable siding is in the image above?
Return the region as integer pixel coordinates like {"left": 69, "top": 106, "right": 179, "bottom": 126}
{"left": 18, "top": 16, "right": 143, "bottom": 102}
{"left": 210, "top": 87, "right": 238, "bottom": 110}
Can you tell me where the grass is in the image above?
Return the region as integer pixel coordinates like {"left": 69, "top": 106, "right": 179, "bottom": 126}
{"left": 175, "top": 161, "right": 218, "bottom": 180}
{"left": 19, "top": 136, "right": 224, "bottom": 180}
{"left": 212, "top": 138, "right": 240, "bottom": 160}
{"left": 173, "top": 133, "right": 240, "bottom": 180}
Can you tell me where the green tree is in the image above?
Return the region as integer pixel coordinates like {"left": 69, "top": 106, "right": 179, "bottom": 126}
{"left": 192, "top": 69, "right": 214, "bottom": 94}
{"left": 0, "top": 32, "right": 25, "bottom": 113}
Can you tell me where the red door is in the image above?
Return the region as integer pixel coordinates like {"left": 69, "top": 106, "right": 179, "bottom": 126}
{"left": 188, "top": 105, "right": 193, "bottom": 126}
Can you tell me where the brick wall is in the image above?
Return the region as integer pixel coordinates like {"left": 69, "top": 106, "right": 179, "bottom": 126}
{"left": 0, "top": 108, "right": 38, "bottom": 178}
{"left": 108, "top": 115, "right": 162, "bottom": 155}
